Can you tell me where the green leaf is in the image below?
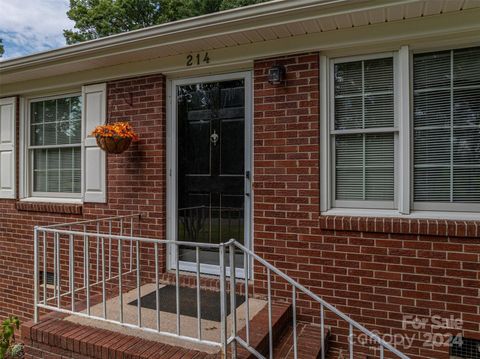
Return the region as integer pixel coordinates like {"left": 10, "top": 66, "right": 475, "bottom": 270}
{"left": 63, "top": 0, "right": 269, "bottom": 44}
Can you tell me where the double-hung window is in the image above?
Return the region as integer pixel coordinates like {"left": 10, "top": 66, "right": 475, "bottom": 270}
{"left": 413, "top": 47, "right": 480, "bottom": 211}
{"left": 322, "top": 45, "right": 480, "bottom": 215}
{"left": 28, "top": 95, "right": 82, "bottom": 198}
{"left": 330, "top": 54, "right": 397, "bottom": 209}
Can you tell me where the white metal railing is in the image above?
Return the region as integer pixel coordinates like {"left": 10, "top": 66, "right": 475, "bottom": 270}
{"left": 33, "top": 214, "right": 410, "bottom": 359}
{"left": 33, "top": 214, "right": 227, "bottom": 349}
{"left": 232, "top": 242, "right": 410, "bottom": 359}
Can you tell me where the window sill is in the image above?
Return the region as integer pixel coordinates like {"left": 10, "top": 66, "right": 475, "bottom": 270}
{"left": 322, "top": 208, "right": 480, "bottom": 221}
{"left": 20, "top": 197, "right": 82, "bottom": 204}
{"left": 320, "top": 209, "right": 479, "bottom": 238}
{"left": 16, "top": 199, "right": 83, "bottom": 215}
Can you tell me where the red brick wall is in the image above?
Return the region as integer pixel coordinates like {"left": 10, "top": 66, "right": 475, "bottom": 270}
{"left": 0, "top": 74, "right": 167, "bottom": 321}
{"left": 252, "top": 53, "right": 480, "bottom": 359}
{"left": 1, "top": 54, "right": 479, "bottom": 359}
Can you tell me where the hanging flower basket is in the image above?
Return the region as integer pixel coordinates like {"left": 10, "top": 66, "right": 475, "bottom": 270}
{"left": 91, "top": 122, "right": 138, "bottom": 154}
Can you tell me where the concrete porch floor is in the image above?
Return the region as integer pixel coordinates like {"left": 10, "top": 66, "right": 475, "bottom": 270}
{"left": 65, "top": 283, "right": 266, "bottom": 354}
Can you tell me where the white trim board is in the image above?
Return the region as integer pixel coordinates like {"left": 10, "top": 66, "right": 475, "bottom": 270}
{"left": 2, "top": 7, "right": 480, "bottom": 96}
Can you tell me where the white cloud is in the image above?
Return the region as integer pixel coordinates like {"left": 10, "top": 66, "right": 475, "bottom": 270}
{"left": 0, "top": 0, "right": 74, "bottom": 59}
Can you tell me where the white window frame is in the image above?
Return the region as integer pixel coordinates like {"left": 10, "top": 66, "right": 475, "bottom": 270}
{"left": 21, "top": 92, "right": 84, "bottom": 201}
{"left": 321, "top": 44, "right": 480, "bottom": 217}
{"left": 411, "top": 47, "right": 480, "bottom": 213}
{"left": 322, "top": 51, "right": 404, "bottom": 211}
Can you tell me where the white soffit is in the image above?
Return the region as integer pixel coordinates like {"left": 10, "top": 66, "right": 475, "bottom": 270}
{"left": 1, "top": 0, "right": 480, "bottom": 86}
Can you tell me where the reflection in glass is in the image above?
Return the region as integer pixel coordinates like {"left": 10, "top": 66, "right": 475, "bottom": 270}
{"left": 176, "top": 80, "right": 245, "bottom": 269}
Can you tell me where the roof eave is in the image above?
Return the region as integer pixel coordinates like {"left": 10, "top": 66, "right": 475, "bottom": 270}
{"left": 0, "top": 0, "right": 359, "bottom": 72}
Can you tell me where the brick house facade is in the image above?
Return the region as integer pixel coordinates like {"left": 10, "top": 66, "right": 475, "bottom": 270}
{"left": 1, "top": 2, "right": 479, "bottom": 359}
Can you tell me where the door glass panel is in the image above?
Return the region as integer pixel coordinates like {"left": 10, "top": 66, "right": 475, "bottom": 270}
{"left": 177, "top": 80, "right": 245, "bottom": 270}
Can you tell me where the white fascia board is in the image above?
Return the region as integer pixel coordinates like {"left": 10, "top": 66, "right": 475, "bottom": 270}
{"left": 2, "top": 6, "right": 479, "bottom": 97}
{"left": 0, "top": 0, "right": 421, "bottom": 76}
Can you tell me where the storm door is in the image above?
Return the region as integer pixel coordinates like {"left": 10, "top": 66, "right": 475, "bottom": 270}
{"left": 169, "top": 73, "right": 251, "bottom": 277}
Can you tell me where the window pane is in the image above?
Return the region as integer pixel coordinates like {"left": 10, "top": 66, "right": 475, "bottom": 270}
{"left": 31, "top": 102, "right": 44, "bottom": 124}
{"left": 334, "top": 61, "right": 362, "bottom": 95}
{"left": 44, "top": 100, "right": 56, "bottom": 123}
{"left": 364, "top": 58, "right": 393, "bottom": 92}
{"left": 336, "top": 134, "right": 363, "bottom": 200}
{"left": 414, "top": 47, "right": 480, "bottom": 204}
{"left": 335, "top": 133, "right": 394, "bottom": 202}
{"left": 414, "top": 129, "right": 451, "bottom": 166}
{"left": 32, "top": 147, "right": 81, "bottom": 194}
{"left": 30, "top": 96, "right": 82, "bottom": 146}
{"left": 334, "top": 57, "right": 394, "bottom": 130}
{"left": 47, "top": 149, "right": 60, "bottom": 170}
{"left": 453, "top": 47, "right": 480, "bottom": 87}
{"left": 60, "top": 170, "right": 74, "bottom": 193}
{"left": 47, "top": 170, "right": 60, "bottom": 192}
{"left": 453, "top": 88, "right": 480, "bottom": 127}
{"left": 31, "top": 124, "right": 43, "bottom": 146}
{"left": 33, "top": 150, "right": 47, "bottom": 171}
{"left": 454, "top": 168, "right": 480, "bottom": 202}
{"left": 365, "top": 167, "right": 394, "bottom": 201}
{"left": 33, "top": 171, "right": 47, "bottom": 192}
{"left": 365, "top": 133, "right": 394, "bottom": 201}
{"left": 414, "top": 167, "right": 451, "bottom": 202}
{"left": 333, "top": 56, "right": 395, "bottom": 206}
{"left": 29, "top": 95, "right": 82, "bottom": 196}
{"left": 364, "top": 93, "right": 394, "bottom": 128}
{"left": 56, "top": 98, "right": 70, "bottom": 122}
{"left": 334, "top": 96, "right": 362, "bottom": 130}
{"left": 43, "top": 123, "right": 57, "bottom": 145}
{"left": 70, "top": 97, "right": 82, "bottom": 121}
{"left": 414, "top": 50, "right": 450, "bottom": 90}
{"left": 414, "top": 90, "right": 451, "bottom": 128}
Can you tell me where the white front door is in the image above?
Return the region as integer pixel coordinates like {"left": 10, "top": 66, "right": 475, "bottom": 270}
{"left": 167, "top": 72, "right": 252, "bottom": 277}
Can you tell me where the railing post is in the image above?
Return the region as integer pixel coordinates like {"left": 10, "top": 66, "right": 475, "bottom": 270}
{"left": 229, "top": 242, "right": 237, "bottom": 358}
{"left": 55, "top": 233, "right": 60, "bottom": 308}
{"left": 196, "top": 246, "right": 202, "bottom": 340}
{"left": 155, "top": 242, "right": 160, "bottom": 332}
{"left": 175, "top": 242, "right": 180, "bottom": 336}
{"left": 320, "top": 304, "right": 325, "bottom": 359}
{"left": 33, "top": 227, "right": 39, "bottom": 323}
{"left": 244, "top": 251, "right": 250, "bottom": 345}
{"left": 267, "top": 268, "right": 273, "bottom": 359}
{"left": 292, "top": 286, "right": 298, "bottom": 359}
{"left": 69, "top": 233, "right": 75, "bottom": 313}
{"left": 118, "top": 236, "right": 123, "bottom": 323}
{"left": 219, "top": 243, "right": 227, "bottom": 357}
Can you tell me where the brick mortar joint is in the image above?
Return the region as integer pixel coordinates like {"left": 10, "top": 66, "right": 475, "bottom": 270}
{"left": 15, "top": 201, "right": 83, "bottom": 215}
{"left": 319, "top": 215, "right": 480, "bottom": 238}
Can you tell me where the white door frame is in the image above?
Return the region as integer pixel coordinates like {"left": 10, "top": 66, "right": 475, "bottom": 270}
{"left": 166, "top": 71, "right": 253, "bottom": 278}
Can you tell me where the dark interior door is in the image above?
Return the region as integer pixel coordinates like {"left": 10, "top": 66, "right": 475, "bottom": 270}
{"left": 177, "top": 79, "right": 245, "bottom": 268}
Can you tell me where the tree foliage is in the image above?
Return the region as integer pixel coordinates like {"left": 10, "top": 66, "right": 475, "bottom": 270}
{"left": 64, "top": 0, "right": 267, "bottom": 44}
{"left": 0, "top": 39, "right": 4, "bottom": 57}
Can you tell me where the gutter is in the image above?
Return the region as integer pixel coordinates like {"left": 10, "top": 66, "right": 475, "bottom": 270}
{"left": 0, "top": 0, "right": 355, "bottom": 71}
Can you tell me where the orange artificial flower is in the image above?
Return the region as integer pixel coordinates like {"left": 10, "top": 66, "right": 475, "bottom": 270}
{"left": 91, "top": 122, "right": 139, "bottom": 141}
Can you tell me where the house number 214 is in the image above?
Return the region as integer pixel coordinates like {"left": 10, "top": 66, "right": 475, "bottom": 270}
{"left": 186, "top": 52, "right": 210, "bottom": 66}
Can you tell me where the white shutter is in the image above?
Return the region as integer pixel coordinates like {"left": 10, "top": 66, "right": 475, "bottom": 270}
{"left": 82, "top": 84, "right": 107, "bottom": 203}
{"left": 413, "top": 47, "right": 480, "bottom": 204}
{"left": 0, "top": 97, "right": 16, "bottom": 199}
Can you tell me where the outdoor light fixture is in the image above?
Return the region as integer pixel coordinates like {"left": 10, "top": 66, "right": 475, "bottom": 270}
{"left": 268, "top": 65, "right": 286, "bottom": 85}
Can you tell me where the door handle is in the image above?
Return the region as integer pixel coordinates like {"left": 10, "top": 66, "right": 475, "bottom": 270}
{"left": 210, "top": 130, "right": 219, "bottom": 146}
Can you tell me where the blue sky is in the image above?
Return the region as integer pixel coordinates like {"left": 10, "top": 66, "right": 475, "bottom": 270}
{"left": 0, "top": 0, "right": 74, "bottom": 59}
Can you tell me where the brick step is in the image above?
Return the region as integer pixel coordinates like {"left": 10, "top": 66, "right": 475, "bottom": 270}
{"left": 234, "top": 302, "right": 292, "bottom": 359}
{"left": 273, "top": 323, "right": 330, "bottom": 359}
{"left": 21, "top": 315, "right": 221, "bottom": 359}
